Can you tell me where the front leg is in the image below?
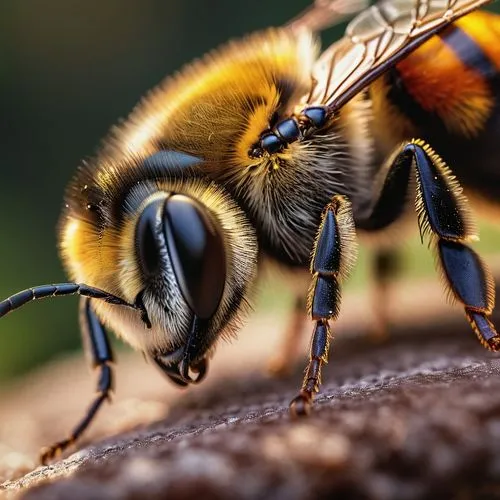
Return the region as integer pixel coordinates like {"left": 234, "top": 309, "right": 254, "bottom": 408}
{"left": 40, "top": 298, "right": 114, "bottom": 464}
{"left": 290, "top": 195, "right": 358, "bottom": 415}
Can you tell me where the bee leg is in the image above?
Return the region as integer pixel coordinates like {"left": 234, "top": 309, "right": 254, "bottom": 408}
{"left": 290, "top": 195, "right": 357, "bottom": 416}
{"left": 268, "top": 296, "right": 307, "bottom": 377}
{"left": 362, "top": 139, "right": 499, "bottom": 351}
{"left": 39, "top": 298, "right": 114, "bottom": 464}
{"left": 369, "top": 248, "right": 401, "bottom": 342}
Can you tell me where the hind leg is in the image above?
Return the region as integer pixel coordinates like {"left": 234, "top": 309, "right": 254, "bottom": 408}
{"left": 268, "top": 296, "right": 307, "bottom": 377}
{"left": 369, "top": 248, "right": 401, "bottom": 342}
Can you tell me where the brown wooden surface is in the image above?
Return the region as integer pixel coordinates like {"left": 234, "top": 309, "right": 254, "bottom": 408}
{"left": 1, "top": 273, "right": 500, "bottom": 499}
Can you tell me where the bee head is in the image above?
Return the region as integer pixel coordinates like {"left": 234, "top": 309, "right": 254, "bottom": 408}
{"left": 60, "top": 152, "right": 258, "bottom": 386}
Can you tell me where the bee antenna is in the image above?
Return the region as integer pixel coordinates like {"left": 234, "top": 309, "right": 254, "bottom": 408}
{"left": 0, "top": 283, "right": 145, "bottom": 320}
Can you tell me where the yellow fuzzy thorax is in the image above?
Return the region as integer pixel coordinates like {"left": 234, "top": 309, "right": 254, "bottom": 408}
{"left": 115, "top": 29, "right": 317, "bottom": 171}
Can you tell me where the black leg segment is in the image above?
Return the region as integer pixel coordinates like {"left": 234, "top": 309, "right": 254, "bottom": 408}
{"left": 290, "top": 195, "right": 357, "bottom": 416}
{"left": 39, "top": 298, "right": 115, "bottom": 464}
{"left": 438, "top": 240, "right": 497, "bottom": 350}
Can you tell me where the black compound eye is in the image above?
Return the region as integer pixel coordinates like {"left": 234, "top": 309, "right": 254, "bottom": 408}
{"left": 135, "top": 199, "right": 164, "bottom": 279}
{"left": 163, "top": 194, "right": 226, "bottom": 319}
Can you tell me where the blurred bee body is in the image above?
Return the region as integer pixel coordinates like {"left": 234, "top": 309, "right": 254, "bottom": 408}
{"left": 2, "top": 0, "right": 499, "bottom": 462}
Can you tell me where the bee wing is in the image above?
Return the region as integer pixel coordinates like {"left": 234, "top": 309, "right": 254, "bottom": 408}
{"left": 307, "top": 0, "right": 493, "bottom": 111}
{"left": 287, "top": 0, "right": 370, "bottom": 34}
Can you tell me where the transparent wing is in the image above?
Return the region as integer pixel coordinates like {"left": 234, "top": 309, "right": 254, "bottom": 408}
{"left": 287, "top": 0, "right": 370, "bottom": 34}
{"left": 305, "top": 0, "right": 493, "bottom": 111}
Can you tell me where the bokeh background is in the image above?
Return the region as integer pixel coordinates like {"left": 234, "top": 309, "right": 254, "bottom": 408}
{"left": 1, "top": 0, "right": 500, "bottom": 383}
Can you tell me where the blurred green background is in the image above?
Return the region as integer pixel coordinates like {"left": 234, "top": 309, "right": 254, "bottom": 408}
{"left": 1, "top": 1, "right": 500, "bottom": 383}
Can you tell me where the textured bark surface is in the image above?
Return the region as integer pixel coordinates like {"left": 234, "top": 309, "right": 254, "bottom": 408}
{"left": 1, "top": 277, "right": 500, "bottom": 499}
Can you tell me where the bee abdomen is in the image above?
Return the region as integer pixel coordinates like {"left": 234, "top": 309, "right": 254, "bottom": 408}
{"left": 374, "top": 11, "right": 499, "bottom": 141}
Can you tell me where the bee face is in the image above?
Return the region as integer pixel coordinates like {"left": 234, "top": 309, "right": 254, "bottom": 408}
{"left": 59, "top": 153, "right": 258, "bottom": 366}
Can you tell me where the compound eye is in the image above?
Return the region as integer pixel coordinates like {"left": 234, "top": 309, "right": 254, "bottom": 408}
{"left": 163, "top": 195, "right": 226, "bottom": 319}
{"left": 135, "top": 199, "right": 163, "bottom": 279}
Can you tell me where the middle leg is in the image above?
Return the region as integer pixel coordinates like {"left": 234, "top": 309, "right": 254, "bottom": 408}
{"left": 290, "top": 194, "right": 358, "bottom": 415}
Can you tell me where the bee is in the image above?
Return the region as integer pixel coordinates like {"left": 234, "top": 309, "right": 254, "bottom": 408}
{"left": 1, "top": 0, "right": 499, "bottom": 463}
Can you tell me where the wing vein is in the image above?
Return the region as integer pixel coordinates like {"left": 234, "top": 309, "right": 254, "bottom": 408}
{"left": 301, "top": 0, "right": 492, "bottom": 113}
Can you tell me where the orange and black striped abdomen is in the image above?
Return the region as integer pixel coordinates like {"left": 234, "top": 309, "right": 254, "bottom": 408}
{"left": 371, "top": 10, "right": 500, "bottom": 206}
